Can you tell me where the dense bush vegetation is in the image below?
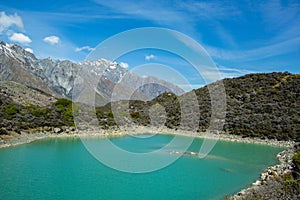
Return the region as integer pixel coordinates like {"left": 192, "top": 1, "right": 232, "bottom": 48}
{"left": 293, "top": 151, "right": 300, "bottom": 177}
{"left": 5, "top": 104, "right": 19, "bottom": 115}
{"left": 54, "top": 98, "right": 74, "bottom": 124}
{"left": 222, "top": 72, "right": 299, "bottom": 141}
{"left": 0, "top": 97, "right": 74, "bottom": 134}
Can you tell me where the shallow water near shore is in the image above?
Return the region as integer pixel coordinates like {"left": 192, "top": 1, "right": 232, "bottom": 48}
{"left": 0, "top": 134, "right": 284, "bottom": 200}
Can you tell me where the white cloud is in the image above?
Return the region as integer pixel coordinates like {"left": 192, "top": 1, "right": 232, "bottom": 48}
{"left": 75, "top": 46, "right": 95, "bottom": 52}
{"left": 93, "top": 0, "right": 186, "bottom": 26}
{"left": 9, "top": 33, "right": 32, "bottom": 45}
{"left": 43, "top": 36, "right": 60, "bottom": 45}
{"left": 145, "top": 54, "right": 155, "bottom": 61}
{"left": 24, "top": 48, "right": 33, "bottom": 54}
{"left": 0, "top": 12, "right": 24, "bottom": 34}
{"left": 93, "top": 1, "right": 240, "bottom": 32}
{"left": 206, "top": 36, "right": 300, "bottom": 62}
{"left": 119, "top": 62, "right": 129, "bottom": 68}
{"left": 217, "top": 65, "right": 257, "bottom": 78}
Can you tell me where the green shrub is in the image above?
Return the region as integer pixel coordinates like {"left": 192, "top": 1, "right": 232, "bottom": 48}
{"left": 0, "top": 127, "right": 8, "bottom": 135}
{"left": 55, "top": 98, "right": 72, "bottom": 111}
{"left": 282, "top": 173, "right": 293, "bottom": 181}
{"left": 256, "top": 89, "right": 263, "bottom": 95}
{"left": 54, "top": 98, "right": 74, "bottom": 125}
{"left": 293, "top": 151, "right": 300, "bottom": 172}
{"left": 107, "top": 110, "right": 114, "bottom": 118}
{"left": 5, "top": 104, "right": 19, "bottom": 115}
{"left": 130, "top": 111, "right": 141, "bottom": 119}
{"left": 96, "top": 110, "right": 104, "bottom": 118}
{"left": 26, "top": 105, "right": 50, "bottom": 117}
{"left": 64, "top": 109, "right": 74, "bottom": 124}
{"left": 257, "top": 74, "right": 264, "bottom": 81}
{"left": 33, "top": 108, "right": 50, "bottom": 117}
{"left": 55, "top": 98, "right": 72, "bottom": 107}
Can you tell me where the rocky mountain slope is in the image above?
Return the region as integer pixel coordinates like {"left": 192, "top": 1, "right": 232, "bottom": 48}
{"left": 0, "top": 42, "right": 57, "bottom": 96}
{"left": 0, "top": 41, "right": 184, "bottom": 104}
{"left": 0, "top": 81, "right": 56, "bottom": 107}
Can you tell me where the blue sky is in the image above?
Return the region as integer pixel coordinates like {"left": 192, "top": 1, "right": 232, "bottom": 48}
{"left": 0, "top": 0, "right": 299, "bottom": 89}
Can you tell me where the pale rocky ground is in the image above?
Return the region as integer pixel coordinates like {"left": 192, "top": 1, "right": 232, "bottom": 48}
{"left": 0, "top": 81, "right": 56, "bottom": 107}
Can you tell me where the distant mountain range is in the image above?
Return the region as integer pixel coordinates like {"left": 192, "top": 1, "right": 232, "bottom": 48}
{"left": 0, "top": 41, "right": 184, "bottom": 105}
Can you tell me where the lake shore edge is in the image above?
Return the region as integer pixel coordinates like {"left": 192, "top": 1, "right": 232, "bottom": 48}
{"left": 0, "top": 126, "right": 295, "bottom": 148}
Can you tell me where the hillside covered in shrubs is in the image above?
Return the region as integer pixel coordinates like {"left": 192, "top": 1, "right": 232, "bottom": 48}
{"left": 0, "top": 82, "right": 74, "bottom": 135}
{"left": 97, "top": 72, "right": 299, "bottom": 141}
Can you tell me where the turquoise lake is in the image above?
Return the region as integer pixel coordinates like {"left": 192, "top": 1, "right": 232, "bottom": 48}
{"left": 0, "top": 134, "right": 284, "bottom": 200}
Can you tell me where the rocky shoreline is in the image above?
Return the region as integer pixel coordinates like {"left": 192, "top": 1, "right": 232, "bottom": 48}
{"left": 0, "top": 126, "right": 294, "bottom": 149}
{"left": 230, "top": 145, "right": 296, "bottom": 199}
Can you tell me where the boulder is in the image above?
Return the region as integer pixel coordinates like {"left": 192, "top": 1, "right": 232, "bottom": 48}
{"left": 53, "top": 127, "right": 61, "bottom": 133}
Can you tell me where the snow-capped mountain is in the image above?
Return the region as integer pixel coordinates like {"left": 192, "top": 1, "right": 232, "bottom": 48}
{"left": 0, "top": 41, "right": 184, "bottom": 104}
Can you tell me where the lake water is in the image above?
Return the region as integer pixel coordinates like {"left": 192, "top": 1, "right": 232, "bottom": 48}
{"left": 0, "top": 134, "right": 284, "bottom": 200}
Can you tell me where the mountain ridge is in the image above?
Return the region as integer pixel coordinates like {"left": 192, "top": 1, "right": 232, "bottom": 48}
{"left": 0, "top": 40, "right": 184, "bottom": 103}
